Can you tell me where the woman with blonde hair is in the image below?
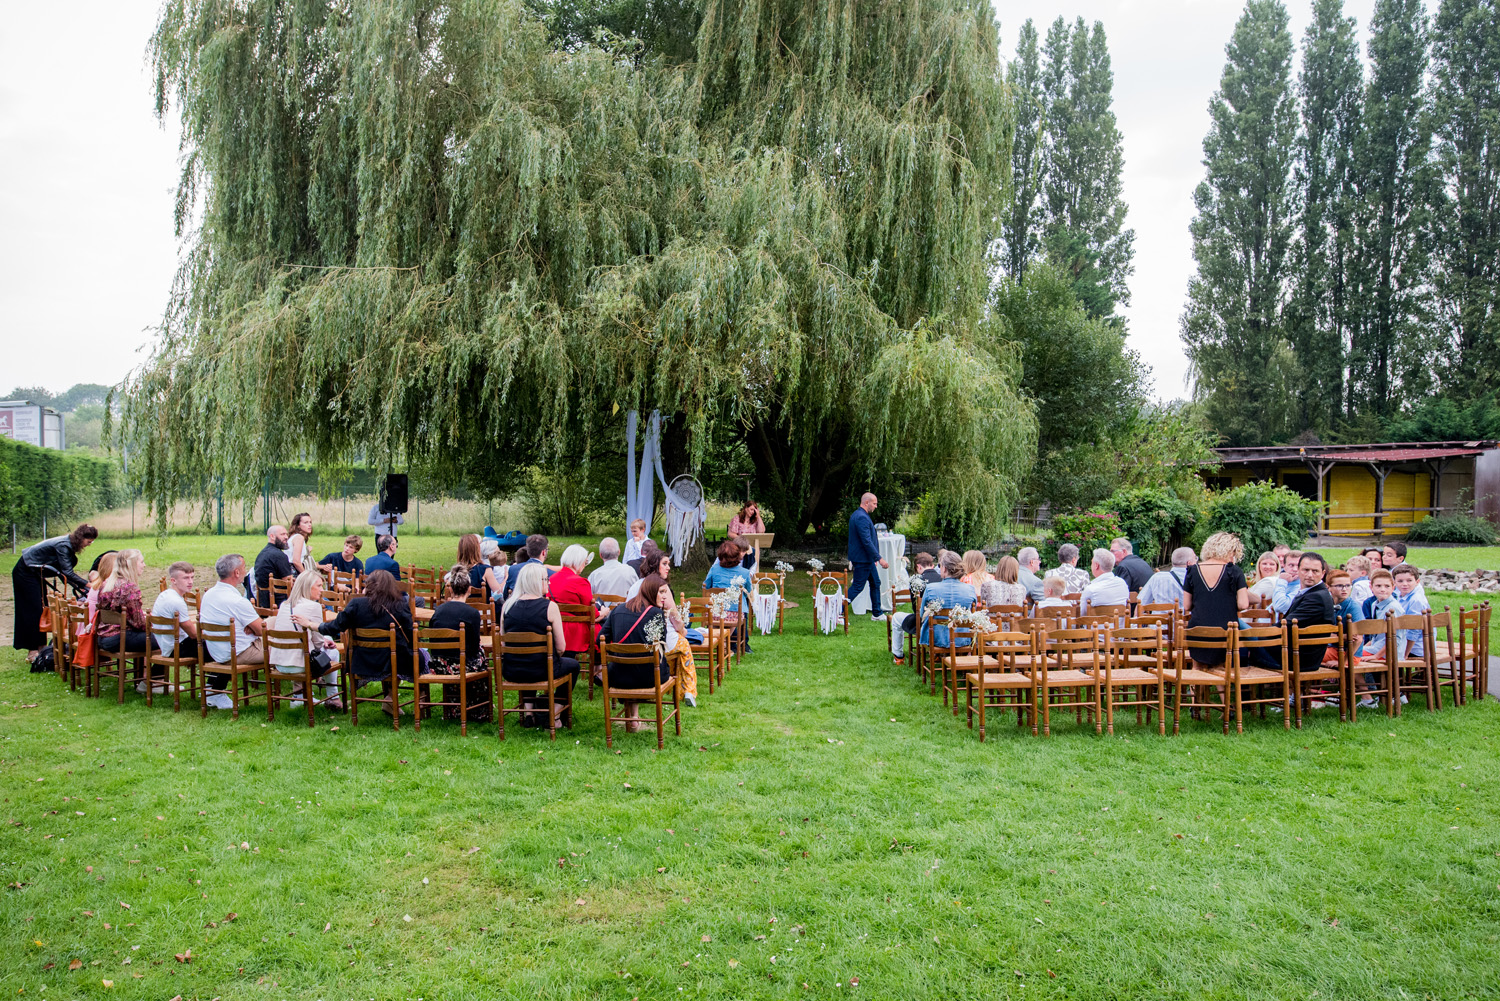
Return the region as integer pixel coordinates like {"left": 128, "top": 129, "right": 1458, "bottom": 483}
{"left": 1247, "top": 550, "right": 1282, "bottom": 607}
{"left": 499, "top": 562, "right": 578, "bottom": 728}
{"left": 476, "top": 537, "right": 508, "bottom": 596}
{"left": 97, "top": 549, "right": 149, "bottom": 651}
{"left": 981, "top": 555, "right": 1026, "bottom": 607}
{"left": 272, "top": 568, "right": 342, "bottom": 708}
{"left": 960, "top": 550, "right": 992, "bottom": 589}
{"left": 1180, "top": 532, "right": 1249, "bottom": 665}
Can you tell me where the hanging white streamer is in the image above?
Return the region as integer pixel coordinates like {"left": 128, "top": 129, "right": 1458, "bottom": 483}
{"left": 814, "top": 583, "right": 844, "bottom": 635}
{"left": 752, "top": 589, "right": 779, "bottom": 635}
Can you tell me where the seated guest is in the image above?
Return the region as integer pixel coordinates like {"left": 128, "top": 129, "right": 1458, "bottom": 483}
{"left": 703, "top": 540, "right": 755, "bottom": 651}
{"left": 1015, "top": 547, "right": 1045, "bottom": 602}
{"left": 364, "top": 534, "right": 401, "bottom": 578}
{"left": 1357, "top": 570, "right": 1399, "bottom": 659}
{"left": 314, "top": 569, "right": 413, "bottom": 716}
{"left": 200, "top": 554, "right": 267, "bottom": 709}
{"left": 912, "top": 551, "right": 941, "bottom": 585}
{"left": 1381, "top": 541, "right": 1407, "bottom": 570}
{"left": 1278, "top": 552, "right": 1337, "bottom": 670}
{"left": 97, "top": 550, "right": 154, "bottom": 688}
{"left": 1044, "top": 544, "right": 1090, "bottom": 595}
{"left": 588, "top": 538, "right": 638, "bottom": 598}
{"left": 287, "top": 512, "right": 314, "bottom": 574}
{"left": 1362, "top": 546, "right": 1385, "bottom": 570}
{"left": 894, "top": 552, "right": 944, "bottom": 658}
{"left": 424, "top": 566, "right": 492, "bottom": 722}
{"left": 1391, "top": 563, "right": 1430, "bottom": 660}
{"left": 625, "top": 542, "right": 664, "bottom": 598}
{"left": 477, "top": 538, "right": 508, "bottom": 597}
{"left": 253, "top": 525, "right": 295, "bottom": 609}
{"left": 271, "top": 568, "right": 342, "bottom": 709}
{"left": 1248, "top": 551, "right": 1283, "bottom": 607}
{"left": 1138, "top": 547, "right": 1197, "bottom": 607}
{"left": 623, "top": 518, "right": 650, "bottom": 566}
{"left": 1080, "top": 548, "right": 1130, "bottom": 614}
{"left": 499, "top": 563, "right": 579, "bottom": 727}
{"left": 730, "top": 534, "right": 756, "bottom": 570}
{"left": 1326, "top": 567, "right": 1363, "bottom": 625}
{"left": 1109, "top": 537, "right": 1155, "bottom": 594}
{"left": 1180, "top": 532, "right": 1249, "bottom": 665}
{"left": 319, "top": 535, "right": 365, "bottom": 578}
{"left": 727, "top": 501, "right": 766, "bottom": 538}
{"left": 918, "top": 551, "right": 976, "bottom": 649}
{"left": 960, "top": 550, "right": 992, "bottom": 589}
{"left": 151, "top": 560, "right": 201, "bottom": 663}
{"left": 548, "top": 545, "right": 598, "bottom": 652}
{"left": 1344, "top": 554, "right": 1373, "bottom": 606}
{"left": 504, "top": 534, "right": 549, "bottom": 599}
{"left": 982, "top": 556, "right": 1026, "bottom": 607}
{"left": 600, "top": 575, "right": 675, "bottom": 727}
{"left": 456, "top": 533, "right": 484, "bottom": 588}
{"left": 1036, "top": 574, "right": 1071, "bottom": 609}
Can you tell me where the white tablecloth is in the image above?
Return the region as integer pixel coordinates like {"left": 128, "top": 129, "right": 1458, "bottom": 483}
{"left": 851, "top": 532, "right": 908, "bottom": 614}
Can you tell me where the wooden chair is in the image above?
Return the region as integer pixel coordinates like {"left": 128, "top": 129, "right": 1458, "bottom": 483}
{"left": 1288, "top": 621, "right": 1346, "bottom": 727}
{"left": 1449, "top": 606, "right": 1487, "bottom": 705}
{"left": 1240, "top": 607, "right": 1275, "bottom": 626}
{"left": 1389, "top": 614, "right": 1435, "bottom": 711}
{"left": 63, "top": 600, "right": 88, "bottom": 692}
{"left": 986, "top": 604, "right": 1027, "bottom": 629}
{"left": 684, "top": 597, "right": 729, "bottom": 692}
{"left": 319, "top": 588, "right": 351, "bottom": 615}
{"left": 557, "top": 603, "right": 600, "bottom": 701}
{"left": 752, "top": 570, "right": 793, "bottom": 632}
{"left": 148, "top": 613, "right": 199, "bottom": 713}
{"left": 263, "top": 627, "right": 341, "bottom": 727}
{"left": 1344, "top": 617, "right": 1397, "bottom": 719}
{"left": 938, "top": 615, "right": 986, "bottom": 713}
{"left": 496, "top": 631, "right": 572, "bottom": 740}
{"left": 1475, "top": 604, "right": 1492, "bottom": 701}
{"left": 810, "top": 572, "right": 851, "bottom": 635}
{"left": 1223, "top": 625, "right": 1291, "bottom": 733}
{"left": 196, "top": 621, "right": 267, "bottom": 720}
{"left": 406, "top": 567, "right": 441, "bottom": 607}
{"left": 599, "top": 642, "right": 681, "bottom": 750}
{"left": 1425, "top": 610, "right": 1463, "bottom": 708}
{"left": 1127, "top": 590, "right": 1140, "bottom": 616}
{"left": 1138, "top": 601, "right": 1179, "bottom": 618}
{"left": 1034, "top": 604, "right": 1073, "bottom": 629}
{"left": 887, "top": 587, "right": 912, "bottom": 660}
{"left": 345, "top": 624, "right": 406, "bottom": 729}
{"left": 327, "top": 567, "right": 361, "bottom": 594}
{"left": 703, "top": 587, "right": 748, "bottom": 667}
{"left": 265, "top": 575, "right": 294, "bottom": 611}
{"left": 1167, "top": 628, "right": 1234, "bottom": 735}
{"left": 920, "top": 609, "right": 952, "bottom": 695}
{"left": 1036, "top": 628, "right": 1102, "bottom": 736}
{"left": 1100, "top": 625, "right": 1167, "bottom": 736}
{"left": 594, "top": 592, "right": 628, "bottom": 607}
{"left": 965, "top": 630, "right": 1038, "bottom": 740}
{"left": 1087, "top": 603, "right": 1129, "bottom": 627}
{"left": 93, "top": 609, "right": 147, "bottom": 704}
{"left": 413, "top": 625, "right": 494, "bottom": 736}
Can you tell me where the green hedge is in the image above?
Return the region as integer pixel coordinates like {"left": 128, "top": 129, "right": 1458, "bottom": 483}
{"left": 1202, "top": 482, "right": 1320, "bottom": 565}
{"left": 0, "top": 437, "right": 126, "bottom": 534}
{"left": 1405, "top": 513, "right": 1497, "bottom": 545}
{"left": 1104, "top": 487, "right": 1199, "bottom": 565}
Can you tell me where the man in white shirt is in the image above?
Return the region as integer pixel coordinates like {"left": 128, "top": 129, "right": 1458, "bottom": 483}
{"left": 199, "top": 553, "right": 267, "bottom": 709}
{"left": 1080, "top": 548, "right": 1130, "bottom": 614}
{"left": 588, "top": 538, "right": 638, "bottom": 598}
{"left": 368, "top": 503, "right": 404, "bottom": 537}
{"left": 1138, "top": 547, "right": 1197, "bottom": 607}
{"left": 150, "top": 561, "right": 200, "bottom": 660}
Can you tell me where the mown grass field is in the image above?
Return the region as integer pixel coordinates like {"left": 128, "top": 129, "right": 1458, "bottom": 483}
{"left": 2, "top": 535, "right": 1499, "bottom": 999}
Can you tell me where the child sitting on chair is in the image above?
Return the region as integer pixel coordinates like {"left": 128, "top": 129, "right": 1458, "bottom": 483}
{"left": 1035, "top": 575, "right": 1071, "bottom": 609}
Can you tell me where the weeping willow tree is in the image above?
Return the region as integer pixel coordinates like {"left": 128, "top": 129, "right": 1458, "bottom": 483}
{"left": 119, "top": 0, "right": 1037, "bottom": 540}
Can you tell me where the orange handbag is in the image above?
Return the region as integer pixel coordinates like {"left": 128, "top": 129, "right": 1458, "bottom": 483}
{"left": 73, "top": 609, "right": 97, "bottom": 669}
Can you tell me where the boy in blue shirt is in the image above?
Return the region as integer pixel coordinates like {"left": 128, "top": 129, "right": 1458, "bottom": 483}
{"left": 1391, "top": 563, "right": 1429, "bottom": 661}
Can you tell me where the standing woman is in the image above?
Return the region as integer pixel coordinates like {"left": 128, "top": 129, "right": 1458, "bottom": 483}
{"left": 287, "top": 513, "right": 314, "bottom": 574}
{"left": 1179, "top": 532, "right": 1250, "bottom": 665}
{"left": 12, "top": 523, "right": 96, "bottom": 664}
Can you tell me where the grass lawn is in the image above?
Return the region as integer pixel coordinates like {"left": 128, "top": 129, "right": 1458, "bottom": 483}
{"left": 3, "top": 535, "right": 1499, "bottom": 999}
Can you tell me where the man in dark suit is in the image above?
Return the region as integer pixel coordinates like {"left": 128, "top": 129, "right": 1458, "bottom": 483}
{"left": 846, "top": 492, "right": 887, "bottom": 621}
{"left": 252, "top": 525, "right": 295, "bottom": 610}
{"left": 1109, "top": 537, "right": 1155, "bottom": 594}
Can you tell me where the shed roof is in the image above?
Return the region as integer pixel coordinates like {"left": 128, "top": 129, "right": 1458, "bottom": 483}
{"left": 1214, "top": 440, "right": 1498, "bottom": 466}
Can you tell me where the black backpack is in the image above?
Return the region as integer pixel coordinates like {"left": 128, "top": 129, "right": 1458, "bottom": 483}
{"left": 31, "top": 645, "right": 55, "bottom": 673}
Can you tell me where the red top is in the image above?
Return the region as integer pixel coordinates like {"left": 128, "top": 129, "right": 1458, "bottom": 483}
{"left": 547, "top": 567, "right": 595, "bottom": 652}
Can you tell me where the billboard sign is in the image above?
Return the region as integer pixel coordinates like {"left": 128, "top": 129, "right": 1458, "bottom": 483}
{"left": 0, "top": 406, "right": 42, "bottom": 447}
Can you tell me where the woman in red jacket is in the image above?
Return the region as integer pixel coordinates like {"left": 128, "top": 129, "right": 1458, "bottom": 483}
{"left": 547, "top": 544, "right": 599, "bottom": 654}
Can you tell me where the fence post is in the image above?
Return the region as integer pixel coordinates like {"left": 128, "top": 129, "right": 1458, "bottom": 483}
{"left": 216, "top": 479, "right": 224, "bottom": 536}
{"left": 416, "top": 496, "right": 420, "bottom": 536}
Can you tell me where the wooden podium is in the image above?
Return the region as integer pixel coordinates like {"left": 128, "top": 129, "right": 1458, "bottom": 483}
{"left": 739, "top": 533, "right": 774, "bottom": 573}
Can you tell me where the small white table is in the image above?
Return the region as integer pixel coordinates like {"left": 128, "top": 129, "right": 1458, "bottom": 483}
{"left": 850, "top": 532, "right": 908, "bottom": 614}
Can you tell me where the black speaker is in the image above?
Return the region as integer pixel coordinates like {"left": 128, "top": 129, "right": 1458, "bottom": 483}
{"left": 379, "top": 474, "right": 409, "bottom": 514}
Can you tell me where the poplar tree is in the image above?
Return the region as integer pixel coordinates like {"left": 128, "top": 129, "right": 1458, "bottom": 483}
{"left": 120, "top": 0, "right": 1037, "bottom": 542}
{"left": 1180, "top": 0, "right": 1300, "bottom": 446}
{"left": 1347, "top": 0, "right": 1436, "bottom": 415}
{"left": 1003, "top": 19, "right": 1044, "bottom": 282}
{"left": 1430, "top": 0, "right": 1500, "bottom": 396}
{"left": 1288, "top": 0, "right": 1362, "bottom": 431}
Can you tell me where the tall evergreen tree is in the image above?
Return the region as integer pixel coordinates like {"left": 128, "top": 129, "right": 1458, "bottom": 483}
{"left": 1003, "top": 19, "right": 1044, "bottom": 281}
{"left": 1430, "top": 0, "right": 1500, "bottom": 396}
{"left": 1181, "top": 0, "right": 1300, "bottom": 446}
{"left": 1038, "top": 17, "right": 1133, "bottom": 319}
{"left": 1347, "top": 0, "right": 1436, "bottom": 415}
{"left": 1288, "top": 0, "right": 1362, "bottom": 432}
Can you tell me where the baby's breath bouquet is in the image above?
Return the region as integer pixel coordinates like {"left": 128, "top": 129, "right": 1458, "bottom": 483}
{"left": 806, "top": 558, "right": 825, "bottom": 573}
{"left": 908, "top": 575, "right": 927, "bottom": 598}
{"left": 947, "top": 605, "right": 996, "bottom": 635}
{"left": 642, "top": 615, "right": 667, "bottom": 655}
{"left": 710, "top": 584, "right": 746, "bottom": 619}
{"left": 774, "top": 561, "right": 795, "bottom": 575}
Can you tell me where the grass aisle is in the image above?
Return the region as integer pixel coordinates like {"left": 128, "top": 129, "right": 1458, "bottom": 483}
{"left": 0, "top": 540, "right": 1497, "bottom": 999}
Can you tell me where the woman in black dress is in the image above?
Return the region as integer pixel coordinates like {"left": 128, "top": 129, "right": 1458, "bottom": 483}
{"left": 600, "top": 575, "right": 671, "bottom": 686}
{"left": 310, "top": 569, "right": 414, "bottom": 714}
{"left": 1180, "top": 531, "right": 1249, "bottom": 664}
{"left": 499, "top": 562, "right": 578, "bottom": 727}
{"left": 428, "top": 565, "right": 491, "bottom": 722}
{"left": 12, "top": 523, "right": 96, "bottom": 663}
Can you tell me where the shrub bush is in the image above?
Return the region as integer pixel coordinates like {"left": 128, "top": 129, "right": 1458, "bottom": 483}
{"left": 1104, "top": 487, "right": 1199, "bottom": 565}
{"left": 1202, "top": 482, "right": 1320, "bottom": 564}
{"left": 1405, "top": 513, "right": 1497, "bottom": 545}
{"left": 0, "top": 437, "right": 125, "bottom": 534}
{"left": 1042, "top": 510, "right": 1123, "bottom": 568}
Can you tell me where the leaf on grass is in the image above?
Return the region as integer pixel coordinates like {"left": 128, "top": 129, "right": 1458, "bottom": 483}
{"left": 701, "top": 935, "right": 712, "bottom": 943}
{"left": 465, "top": 846, "right": 481, "bottom": 855}
{"left": 324, "top": 922, "right": 331, "bottom": 932}
{"left": 575, "top": 899, "right": 587, "bottom": 906}
{"left": 754, "top": 934, "right": 766, "bottom": 941}
{"left": 101, "top": 979, "right": 113, "bottom": 987}
{"left": 223, "top": 912, "right": 238, "bottom": 923}
{"left": 727, "top": 959, "right": 739, "bottom": 968}
{"left": 118, "top": 901, "right": 131, "bottom": 909}
{"left": 69, "top": 959, "right": 83, "bottom": 971}
{"left": 174, "top": 949, "right": 192, "bottom": 963}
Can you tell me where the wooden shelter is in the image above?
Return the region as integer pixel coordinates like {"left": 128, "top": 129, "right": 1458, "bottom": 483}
{"left": 1208, "top": 441, "right": 1500, "bottom": 539}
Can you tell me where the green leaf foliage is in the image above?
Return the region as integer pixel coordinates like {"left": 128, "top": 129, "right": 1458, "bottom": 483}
{"left": 1203, "top": 481, "right": 1321, "bottom": 565}
{"left": 1103, "top": 487, "right": 1199, "bottom": 566}
{"left": 1043, "top": 508, "right": 1122, "bottom": 569}
{"left": 1405, "top": 512, "right": 1498, "bottom": 544}
{"left": 120, "top": 0, "right": 1036, "bottom": 545}
{"left": 0, "top": 437, "right": 126, "bottom": 535}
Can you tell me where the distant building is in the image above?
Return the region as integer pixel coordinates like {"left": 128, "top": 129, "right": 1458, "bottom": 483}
{"left": 1208, "top": 440, "right": 1500, "bottom": 539}
{"left": 0, "top": 400, "right": 66, "bottom": 450}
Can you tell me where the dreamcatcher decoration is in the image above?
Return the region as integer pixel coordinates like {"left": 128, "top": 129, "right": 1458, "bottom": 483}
{"left": 664, "top": 473, "right": 707, "bottom": 567}
{"left": 812, "top": 574, "right": 846, "bottom": 635}
{"left": 752, "top": 575, "right": 781, "bottom": 635}
{"left": 625, "top": 410, "right": 706, "bottom": 567}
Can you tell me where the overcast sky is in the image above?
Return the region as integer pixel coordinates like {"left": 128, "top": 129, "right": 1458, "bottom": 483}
{"left": 1, "top": 0, "right": 1377, "bottom": 401}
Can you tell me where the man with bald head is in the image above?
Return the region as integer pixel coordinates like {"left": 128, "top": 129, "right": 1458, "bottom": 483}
{"left": 847, "top": 492, "right": 888, "bottom": 621}
{"left": 252, "top": 524, "right": 296, "bottom": 610}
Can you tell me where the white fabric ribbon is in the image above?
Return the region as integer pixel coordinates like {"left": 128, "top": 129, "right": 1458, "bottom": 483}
{"left": 752, "top": 589, "right": 779, "bottom": 635}
{"left": 814, "top": 584, "right": 844, "bottom": 635}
